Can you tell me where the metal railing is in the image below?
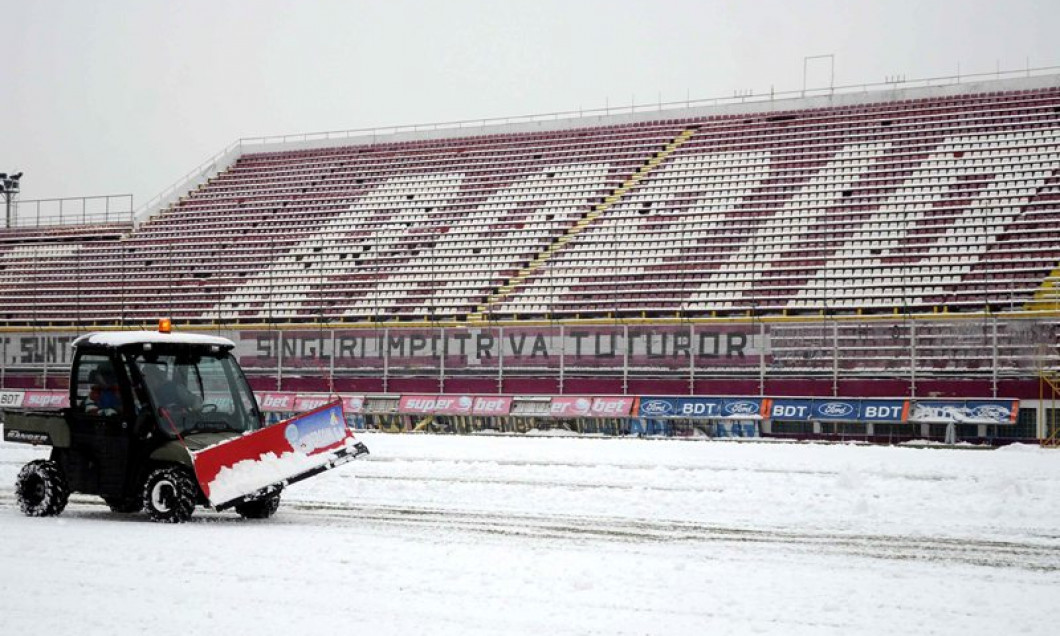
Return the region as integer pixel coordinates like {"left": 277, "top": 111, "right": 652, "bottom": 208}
{"left": 1, "top": 317, "right": 1057, "bottom": 395}
{"left": 132, "top": 141, "right": 243, "bottom": 227}
{"left": 7, "top": 194, "right": 134, "bottom": 229}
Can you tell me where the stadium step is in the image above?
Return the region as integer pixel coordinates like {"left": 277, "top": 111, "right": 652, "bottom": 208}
{"left": 467, "top": 127, "right": 697, "bottom": 321}
{"left": 1025, "top": 263, "right": 1060, "bottom": 311}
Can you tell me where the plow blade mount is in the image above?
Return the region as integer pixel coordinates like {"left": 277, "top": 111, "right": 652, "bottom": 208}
{"left": 190, "top": 400, "right": 368, "bottom": 510}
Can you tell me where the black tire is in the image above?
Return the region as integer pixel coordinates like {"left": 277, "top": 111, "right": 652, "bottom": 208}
{"left": 103, "top": 496, "right": 143, "bottom": 514}
{"left": 15, "top": 460, "right": 70, "bottom": 517}
{"left": 235, "top": 491, "right": 282, "bottom": 519}
{"left": 142, "top": 466, "right": 197, "bottom": 523}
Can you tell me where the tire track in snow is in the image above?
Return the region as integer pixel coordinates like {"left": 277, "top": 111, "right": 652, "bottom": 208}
{"left": 351, "top": 472, "right": 726, "bottom": 494}
{"left": 2, "top": 492, "right": 1058, "bottom": 572}
{"left": 281, "top": 500, "right": 1060, "bottom": 572}
{"left": 363, "top": 455, "right": 962, "bottom": 482}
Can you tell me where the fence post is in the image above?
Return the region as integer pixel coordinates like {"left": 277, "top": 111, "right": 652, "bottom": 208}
{"left": 329, "top": 330, "right": 336, "bottom": 394}
{"left": 276, "top": 330, "right": 283, "bottom": 391}
{"left": 832, "top": 320, "right": 839, "bottom": 397}
{"left": 383, "top": 327, "right": 390, "bottom": 394}
{"left": 497, "top": 326, "right": 504, "bottom": 394}
{"left": 559, "top": 324, "right": 565, "bottom": 394}
{"left": 758, "top": 320, "right": 766, "bottom": 396}
{"left": 622, "top": 324, "right": 629, "bottom": 395}
{"left": 909, "top": 319, "right": 918, "bottom": 396}
{"left": 439, "top": 326, "right": 446, "bottom": 393}
{"left": 688, "top": 323, "right": 695, "bottom": 395}
{"left": 991, "top": 317, "right": 999, "bottom": 398}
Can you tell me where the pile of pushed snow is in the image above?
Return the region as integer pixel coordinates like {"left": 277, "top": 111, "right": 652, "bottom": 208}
{"left": 204, "top": 451, "right": 326, "bottom": 504}
{"left": 994, "top": 442, "right": 1049, "bottom": 453}
{"left": 524, "top": 428, "right": 581, "bottom": 437}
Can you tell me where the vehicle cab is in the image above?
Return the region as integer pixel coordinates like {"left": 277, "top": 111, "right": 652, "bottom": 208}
{"left": 70, "top": 329, "right": 264, "bottom": 449}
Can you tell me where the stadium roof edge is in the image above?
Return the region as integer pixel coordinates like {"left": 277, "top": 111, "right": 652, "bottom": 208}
{"left": 134, "top": 67, "right": 1060, "bottom": 225}
{"left": 238, "top": 70, "right": 1060, "bottom": 156}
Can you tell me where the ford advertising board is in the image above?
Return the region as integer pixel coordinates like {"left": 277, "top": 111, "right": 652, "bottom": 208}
{"left": 638, "top": 397, "right": 767, "bottom": 419}
{"left": 813, "top": 400, "right": 859, "bottom": 420}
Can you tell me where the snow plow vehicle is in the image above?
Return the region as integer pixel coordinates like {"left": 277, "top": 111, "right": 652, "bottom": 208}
{"left": 2, "top": 323, "right": 368, "bottom": 523}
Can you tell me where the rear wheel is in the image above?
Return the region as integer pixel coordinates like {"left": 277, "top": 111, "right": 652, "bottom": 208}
{"left": 235, "top": 490, "right": 282, "bottom": 519}
{"left": 142, "top": 466, "right": 197, "bottom": 523}
{"left": 15, "top": 460, "right": 70, "bottom": 517}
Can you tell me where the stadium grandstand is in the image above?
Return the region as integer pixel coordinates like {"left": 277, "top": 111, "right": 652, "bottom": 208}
{"left": 2, "top": 70, "right": 1059, "bottom": 445}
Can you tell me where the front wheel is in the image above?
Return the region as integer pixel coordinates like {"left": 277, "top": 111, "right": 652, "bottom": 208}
{"left": 235, "top": 490, "right": 282, "bottom": 519}
{"left": 142, "top": 466, "right": 198, "bottom": 523}
{"left": 15, "top": 460, "right": 70, "bottom": 517}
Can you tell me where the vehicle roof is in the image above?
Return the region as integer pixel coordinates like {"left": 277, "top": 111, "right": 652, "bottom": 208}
{"left": 72, "top": 331, "right": 236, "bottom": 349}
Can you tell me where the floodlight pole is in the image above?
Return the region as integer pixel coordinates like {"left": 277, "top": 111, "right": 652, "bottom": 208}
{"left": 1, "top": 172, "right": 22, "bottom": 229}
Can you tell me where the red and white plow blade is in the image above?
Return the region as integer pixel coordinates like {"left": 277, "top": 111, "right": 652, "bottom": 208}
{"left": 189, "top": 400, "right": 368, "bottom": 509}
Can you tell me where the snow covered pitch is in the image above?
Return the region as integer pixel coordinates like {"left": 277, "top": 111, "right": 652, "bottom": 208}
{"left": 1, "top": 434, "right": 1058, "bottom": 635}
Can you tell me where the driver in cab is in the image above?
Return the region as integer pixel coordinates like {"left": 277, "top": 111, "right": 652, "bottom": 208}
{"left": 141, "top": 363, "right": 203, "bottom": 414}
{"left": 84, "top": 364, "right": 122, "bottom": 417}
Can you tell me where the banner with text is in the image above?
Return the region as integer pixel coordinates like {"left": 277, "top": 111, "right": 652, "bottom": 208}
{"left": 637, "top": 397, "right": 770, "bottom": 420}
{"left": 549, "top": 396, "right": 635, "bottom": 418}
{"left": 255, "top": 392, "right": 365, "bottom": 414}
{"left": 236, "top": 325, "right": 768, "bottom": 372}
{"left": 769, "top": 398, "right": 910, "bottom": 423}
{"left": 399, "top": 395, "right": 513, "bottom": 416}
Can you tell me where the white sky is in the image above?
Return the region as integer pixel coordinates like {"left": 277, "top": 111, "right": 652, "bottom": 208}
{"left": 1, "top": 0, "right": 1057, "bottom": 207}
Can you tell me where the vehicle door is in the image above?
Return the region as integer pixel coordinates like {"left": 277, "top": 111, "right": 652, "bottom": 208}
{"left": 67, "top": 350, "right": 134, "bottom": 496}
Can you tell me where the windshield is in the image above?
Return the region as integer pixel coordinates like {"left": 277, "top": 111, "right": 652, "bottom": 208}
{"left": 131, "top": 350, "right": 260, "bottom": 438}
